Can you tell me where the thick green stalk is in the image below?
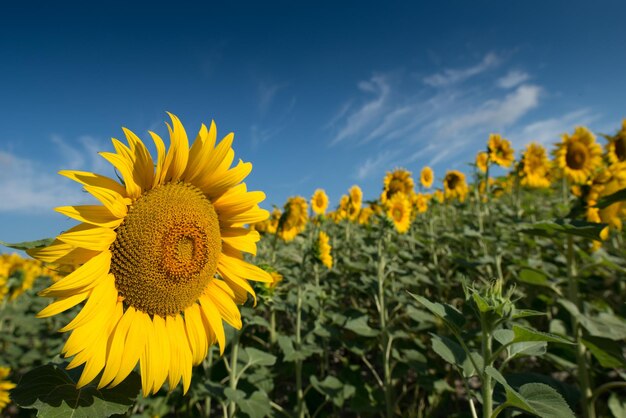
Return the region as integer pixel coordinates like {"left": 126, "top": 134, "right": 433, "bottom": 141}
{"left": 227, "top": 331, "right": 240, "bottom": 418}
{"left": 377, "top": 233, "right": 393, "bottom": 418}
{"left": 566, "top": 236, "right": 594, "bottom": 418}
{"left": 480, "top": 314, "right": 493, "bottom": 418}
{"left": 295, "top": 282, "right": 304, "bottom": 418}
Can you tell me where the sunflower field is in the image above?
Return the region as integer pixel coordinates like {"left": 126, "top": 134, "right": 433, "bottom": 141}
{"left": 1, "top": 116, "right": 626, "bottom": 418}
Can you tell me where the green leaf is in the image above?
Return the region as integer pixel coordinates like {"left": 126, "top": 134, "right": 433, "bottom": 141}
{"left": 409, "top": 293, "right": 465, "bottom": 331}
{"left": 608, "top": 393, "right": 626, "bottom": 418}
{"left": 596, "top": 187, "right": 626, "bottom": 209}
{"left": 509, "top": 341, "right": 547, "bottom": 359}
{"left": 0, "top": 238, "right": 54, "bottom": 251}
{"left": 430, "top": 334, "right": 481, "bottom": 377}
{"left": 517, "top": 383, "right": 576, "bottom": 418}
{"left": 310, "top": 375, "right": 356, "bottom": 407}
{"left": 485, "top": 367, "right": 575, "bottom": 418}
{"left": 511, "top": 324, "right": 574, "bottom": 345}
{"left": 582, "top": 337, "right": 626, "bottom": 368}
{"left": 559, "top": 299, "right": 626, "bottom": 340}
{"left": 344, "top": 315, "right": 378, "bottom": 337}
{"left": 521, "top": 219, "right": 607, "bottom": 241}
{"left": 223, "top": 389, "right": 272, "bottom": 418}
{"left": 241, "top": 347, "right": 277, "bottom": 367}
{"left": 517, "top": 268, "right": 561, "bottom": 295}
{"left": 11, "top": 363, "right": 140, "bottom": 418}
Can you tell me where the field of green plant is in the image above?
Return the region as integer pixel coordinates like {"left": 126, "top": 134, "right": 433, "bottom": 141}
{"left": 1, "top": 120, "right": 626, "bottom": 418}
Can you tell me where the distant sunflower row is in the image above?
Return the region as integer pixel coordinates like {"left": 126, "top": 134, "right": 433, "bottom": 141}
{"left": 0, "top": 253, "right": 60, "bottom": 301}
{"left": 254, "top": 120, "right": 626, "bottom": 245}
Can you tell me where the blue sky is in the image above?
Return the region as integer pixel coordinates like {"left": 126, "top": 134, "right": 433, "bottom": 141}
{"left": 1, "top": 1, "right": 626, "bottom": 245}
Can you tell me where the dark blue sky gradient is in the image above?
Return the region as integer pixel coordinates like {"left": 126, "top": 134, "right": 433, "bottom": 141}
{"left": 1, "top": 1, "right": 625, "bottom": 243}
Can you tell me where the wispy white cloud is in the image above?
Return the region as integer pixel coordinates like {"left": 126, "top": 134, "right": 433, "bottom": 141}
{"left": 330, "top": 74, "right": 391, "bottom": 145}
{"left": 497, "top": 70, "right": 529, "bottom": 89}
{"left": 258, "top": 81, "right": 289, "bottom": 116}
{"left": 511, "top": 108, "right": 599, "bottom": 148}
{"left": 355, "top": 150, "right": 400, "bottom": 180}
{"left": 423, "top": 52, "right": 500, "bottom": 87}
{"left": 443, "top": 84, "right": 541, "bottom": 135}
{"left": 0, "top": 151, "right": 93, "bottom": 213}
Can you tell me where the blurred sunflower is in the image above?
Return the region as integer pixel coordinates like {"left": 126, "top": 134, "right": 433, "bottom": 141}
{"left": 334, "top": 195, "right": 350, "bottom": 222}
{"left": 0, "top": 367, "right": 14, "bottom": 410}
{"left": 488, "top": 134, "right": 514, "bottom": 168}
{"left": 347, "top": 185, "right": 362, "bottom": 221}
{"left": 476, "top": 152, "right": 488, "bottom": 173}
{"left": 265, "top": 271, "right": 283, "bottom": 290}
{"left": 554, "top": 126, "right": 603, "bottom": 184}
{"left": 433, "top": 189, "right": 444, "bottom": 203}
{"left": 316, "top": 231, "right": 333, "bottom": 269}
{"left": 279, "top": 196, "right": 308, "bottom": 241}
{"left": 381, "top": 168, "right": 415, "bottom": 203}
{"left": 443, "top": 170, "right": 468, "bottom": 202}
{"left": 28, "top": 113, "right": 271, "bottom": 395}
{"left": 420, "top": 167, "right": 434, "bottom": 189}
{"left": 605, "top": 119, "right": 626, "bottom": 164}
{"left": 586, "top": 163, "right": 626, "bottom": 238}
{"left": 386, "top": 193, "right": 412, "bottom": 233}
{"left": 519, "top": 143, "right": 551, "bottom": 188}
{"left": 358, "top": 206, "right": 374, "bottom": 225}
{"left": 311, "top": 189, "right": 329, "bottom": 216}
{"left": 413, "top": 193, "right": 428, "bottom": 214}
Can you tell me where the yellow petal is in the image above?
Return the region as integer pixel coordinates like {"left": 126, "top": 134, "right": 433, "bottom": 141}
{"left": 221, "top": 227, "right": 260, "bottom": 256}
{"left": 58, "top": 170, "right": 126, "bottom": 197}
{"left": 198, "top": 296, "right": 225, "bottom": 354}
{"left": 55, "top": 205, "right": 123, "bottom": 228}
{"left": 204, "top": 281, "right": 242, "bottom": 329}
{"left": 39, "top": 252, "right": 111, "bottom": 296}
{"left": 164, "top": 112, "right": 190, "bottom": 182}
{"left": 82, "top": 185, "right": 130, "bottom": 218}
{"left": 150, "top": 315, "right": 170, "bottom": 393}
{"left": 99, "top": 152, "right": 142, "bottom": 199}
{"left": 57, "top": 224, "right": 116, "bottom": 251}
{"left": 58, "top": 277, "right": 116, "bottom": 332}
{"left": 99, "top": 305, "right": 134, "bottom": 388}
{"left": 150, "top": 131, "right": 167, "bottom": 187}
{"left": 122, "top": 128, "right": 155, "bottom": 190}
{"left": 37, "top": 290, "right": 89, "bottom": 318}
{"left": 111, "top": 309, "right": 147, "bottom": 387}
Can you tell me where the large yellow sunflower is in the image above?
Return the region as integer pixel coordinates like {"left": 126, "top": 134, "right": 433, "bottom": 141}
{"left": 386, "top": 193, "right": 412, "bottom": 234}
{"left": 520, "top": 143, "right": 551, "bottom": 188}
{"left": 279, "top": 196, "right": 308, "bottom": 241}
{"left": 443, "top": 170, "right": 468, "bottom": 202}
{"left": 488, "top": 134, "right": 514, "bottom": 168}
{"left": 420, "top": 167, "right": 434, "bottom": 189}
{"left": 310, "top": 189, "right": 329, "bottom": 216}
{"left": 0, "top": 367, "right": 15, "bottom": 410}
{"left": 28, "top": 114, "right": 271, "bottom": 395}
{"left": 554, "top": 126, "right": 603, "bottom": 184}
{"left": 381, "top": 168, "right": 415, "bottom": 203}
{"left": 606, "top": 119, "right": 626, "bottom": 165}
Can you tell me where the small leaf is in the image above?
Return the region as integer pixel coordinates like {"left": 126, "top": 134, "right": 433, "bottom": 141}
{"left": 509, "top": 341, "right": 547, "bottom": 359}
{"left": 241, "top": 347, "right": 277, "bottom": 367}
{"left": 0, "top": 238, "right": 54, "bottom": 251}
{"left": 521, "top": 219, "right": 607, "bottom": 241}
{"left": 11, "top": 363, "right": 140, "bottom": 418}
{"left": 596, "top": 187, "right": 626, "bottom": 209}
{"left": 582, "top": 337, "right": 626, "bottom": 368}
{"left": 518, "top": 383, "right": 576, "bottom": 418}
{"left": 344, "top": 315, "right": 378, "bottom": 337}
{"left": 409, "top": 293, "right": 465, "bottom": 331}
{"left": 310, "top": 375, "right": 355, "bottom": 407}
{"left": 608, "top": 393, "right": 626, "bottom": 418}
{"left": 511, "top": 324, "right": 574, "bottom": 345}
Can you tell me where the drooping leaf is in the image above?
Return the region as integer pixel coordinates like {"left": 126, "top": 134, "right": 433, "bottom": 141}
{"left": 409, "top": 293, "right": 465, "bottom": 331}
{"left": 11, "top": 363, "right": 140, "bottom": 418}
{"left": 0, "top": 238, "right": 54, "bottom": 251}
{"left": 344, "top": 315, "right": 378, "bottom": 337}
{"left": 521, "top": 219, "right": 607, "bottom": 241}
{"left": 310, "top": 375, "right": 356, "bottom": 407}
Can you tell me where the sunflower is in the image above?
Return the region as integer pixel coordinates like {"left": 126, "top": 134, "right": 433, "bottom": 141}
{"left": 346, "top": 185, "right": 362, "bottom": 221}
{"left": 357, "top": 206, "right": 374, "bottom": 225}
{"left": 279, "top": 196, "right": 308, "bottom": 241}
{"left": 413, "top": 193, "right": 428, "bottom": 214}
{"left": 443, "top": 170, "right": 468, "bottom": 202}
{"left": 316, "top": 231, "right": 333, "bottom": 269}
{"left": 476, "top": 152, "right": 489, "bottom": 173}
{"left": 310, "top": 189, "right": 329, "bottom": 216}
{"left": 433, "top": 189, "right": 444, "bottom": 203}
{"left": 265, "top": 271, "right": 283, "bottom": 290}
{"left": 488, "top": 134, "right": 514, "bottom": 168}
{"left": 420, "top": 167, "right": 434, "bottom": 189}
{"left": 333, "top": 195, "right": 350, "bottom": 222}
{"left": 386, "top": 193, "right": 412, "bottom": 234}
{"left": 586, "top": 164, "right": 626, "bottom": 236}
{"left": 28, "top": 114, "right": 271, "bottom": 395}
{"left": 605, "top": 119, "right": 626, "bottom": 165}
{"left": 519, "top": 143, "right": 551, "bottom": 188}
{"left": 554, "top": 126, "right": 603, "bottom": 184}
{"left": 381, "top": 168, "right": 415, "bottom": 203}
{"left": 0, "top": 367, "right": 15, "bottom": 410}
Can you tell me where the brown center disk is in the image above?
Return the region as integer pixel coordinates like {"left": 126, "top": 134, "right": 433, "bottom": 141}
{"left": 110, "top": 182, "right": 221, "bottom": 316}
{"left": 566, "top": 142, "right": 589, "bottom": 170}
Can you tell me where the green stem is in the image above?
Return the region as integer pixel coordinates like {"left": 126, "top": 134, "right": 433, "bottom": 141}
{"left": 377, "top": 231, "right": 394, "bottom": 418}
{"left": 203, "top": 346, "right": 215, "bottom": 417}
{"left": 566, "top": 236, "right": 595, "bottom": 418}
{"left": 227, "top": 331, "right": 240, "bottom": 418}
{"left": 481, "top": 313, "right": 493, "bottom": 418}
{"left": 296, "top": 281, "right": 304, "bottom": 418}
{"left": 270, "top": 306, "right": 277, "bottom": 345}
